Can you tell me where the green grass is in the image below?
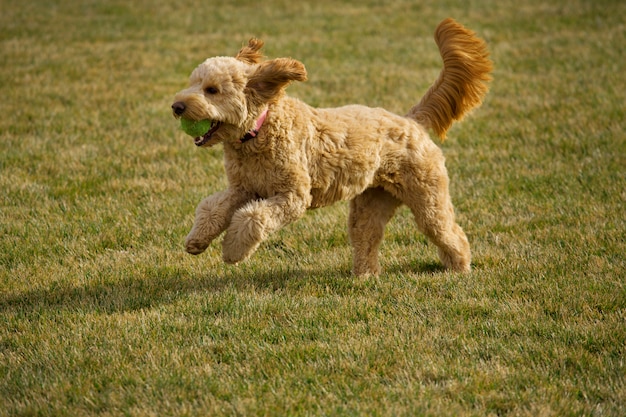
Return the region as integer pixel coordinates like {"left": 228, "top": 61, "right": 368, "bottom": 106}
{"left": 1, "top": 0, "right": 625, "bottom": 415}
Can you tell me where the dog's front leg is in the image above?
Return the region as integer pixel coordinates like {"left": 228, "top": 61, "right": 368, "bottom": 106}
{"left": 185, "top": 189, "right": 255, "bottom": 255}
{"left": 221, "top": 193, "right": 309, "bottom": 264}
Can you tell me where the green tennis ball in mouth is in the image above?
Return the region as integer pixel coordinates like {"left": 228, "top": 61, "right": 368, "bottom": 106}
{"left": 180, "top": 118, "right": 213, "bottom": 137}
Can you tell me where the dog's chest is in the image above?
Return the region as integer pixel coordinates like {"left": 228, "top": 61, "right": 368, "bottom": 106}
{"left": 226, "top": 152, "right": 284, "bottom": 198}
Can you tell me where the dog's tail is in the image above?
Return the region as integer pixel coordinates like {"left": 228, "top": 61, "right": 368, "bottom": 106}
{"left": 406, "top": 18, "right": 492, "bottom": 140}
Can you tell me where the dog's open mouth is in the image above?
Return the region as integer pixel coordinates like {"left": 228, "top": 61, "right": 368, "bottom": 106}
{"left": 194, "top": 121, "right": 222, "bottom": 146}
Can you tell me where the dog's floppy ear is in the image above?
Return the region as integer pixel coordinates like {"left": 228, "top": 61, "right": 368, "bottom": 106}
{"left": 246, "top": 58, "right": 307, "bottom": 103}
{"left": 236, "top": 38, "right": 265, "bottom": 64}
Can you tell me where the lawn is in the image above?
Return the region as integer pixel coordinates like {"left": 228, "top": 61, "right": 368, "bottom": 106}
{"left": 1, "top": 0, "right": 625, "bottom": 415}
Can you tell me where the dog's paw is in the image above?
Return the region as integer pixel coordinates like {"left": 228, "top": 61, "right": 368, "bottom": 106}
{"left": 185, "top": 235, "right": 210, "bottom": 255}
{"left": 352, "top": 264, "right": 381, "bottom": 277}
{"left": 222, "top": 234, "right": 262, "bottom": 263}
{"left": 438, "top": 247, "right": 471, "bottom": 273}
{"left": 222, "top": 247, "right": 251, "bottom": 264}
{"left": 222, "top": 229, "right": 263, "bottom": 264}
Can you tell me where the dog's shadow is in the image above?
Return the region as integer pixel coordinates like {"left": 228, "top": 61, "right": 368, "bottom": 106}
{"left": 0, "top": 260, "right": 445, "bottom": 315}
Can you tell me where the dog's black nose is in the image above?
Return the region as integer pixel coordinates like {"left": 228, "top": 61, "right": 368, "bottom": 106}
{"left": 172, "top": 101, "right": 186, "bottom": 116}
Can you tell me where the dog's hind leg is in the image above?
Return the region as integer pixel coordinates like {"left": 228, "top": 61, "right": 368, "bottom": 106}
{"left": 185, "top": 189, "right": 255, "bottom": 255}
{"left": 415, "top": 206, "right": 471, "bottom": 273}
{"left": 348, "top": 187, "right": 402, "bottom": 276}
{"left": 398, "top": 162, "right": 471, "bottom": 272}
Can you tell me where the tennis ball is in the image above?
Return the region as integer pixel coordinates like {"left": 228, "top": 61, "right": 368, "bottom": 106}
{"left": 180, "top": 118, "right": 213, "bottom": 137}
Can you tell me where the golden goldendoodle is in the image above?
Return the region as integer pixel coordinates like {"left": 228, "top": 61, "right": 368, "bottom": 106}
{"left": 172, "top": 18, "right": 492, "bottom": 275}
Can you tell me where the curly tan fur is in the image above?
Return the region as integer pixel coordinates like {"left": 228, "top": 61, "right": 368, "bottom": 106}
{"left": 407, "top": 18, "right": 493, "bottom": 139}
{"left": 171, "top": 18, "right": 492, "bottom": 275}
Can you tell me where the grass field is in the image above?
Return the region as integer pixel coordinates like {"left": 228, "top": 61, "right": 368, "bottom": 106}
{"left": 1, "top": 0, "right": 625, "bottom": 415}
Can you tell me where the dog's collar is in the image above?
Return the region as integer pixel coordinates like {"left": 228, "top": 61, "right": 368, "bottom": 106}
{"left": 240, "top": 108, "right": 268, "bottom": 143}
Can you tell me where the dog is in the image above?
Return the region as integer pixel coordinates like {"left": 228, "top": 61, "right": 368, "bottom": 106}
{"left": 172, "top": 18, "right": 492, "bottom": 276}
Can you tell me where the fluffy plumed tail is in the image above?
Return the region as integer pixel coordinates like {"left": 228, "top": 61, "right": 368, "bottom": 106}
{"left": 407, "top": 18, "right": 493, "bottom": 140}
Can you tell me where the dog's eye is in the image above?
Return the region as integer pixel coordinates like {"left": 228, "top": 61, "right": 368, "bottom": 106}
{"left": 205, "top": 86, "right": 219, "bottom": 95}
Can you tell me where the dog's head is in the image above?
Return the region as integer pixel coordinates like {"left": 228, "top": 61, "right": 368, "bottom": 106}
{"left": 172, "top": 39, "right": 307, "bottom": 147}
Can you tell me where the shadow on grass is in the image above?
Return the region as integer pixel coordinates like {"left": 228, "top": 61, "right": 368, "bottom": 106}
{"left": 0, "top": 259, "right": 446, "bottom": 314}
{"left": 386, "top": 259, "right": 446, "bottom": 275}
{"left": 0, "top": 263, "right": 337, "bottom": 314}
